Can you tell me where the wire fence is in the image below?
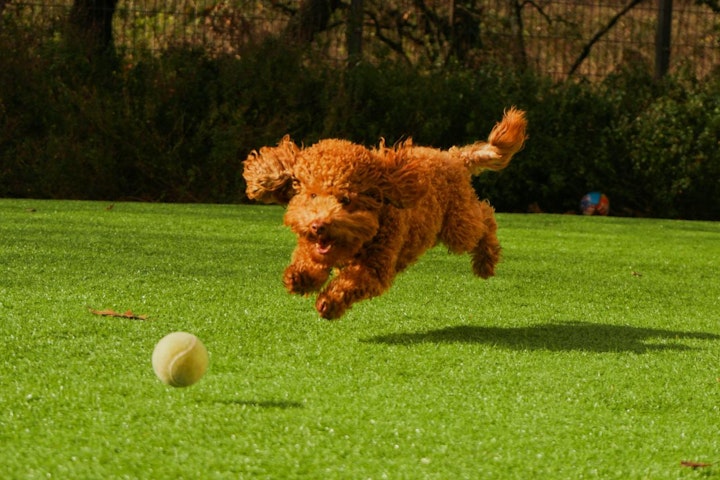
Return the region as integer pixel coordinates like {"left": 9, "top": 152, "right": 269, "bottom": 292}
{"left": 3, "top": 0, "right": 719, "bottom": 80}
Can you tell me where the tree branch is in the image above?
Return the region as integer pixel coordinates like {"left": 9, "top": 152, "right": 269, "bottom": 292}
{"left": 567, "top": 0, "right": 645, "bottom": 78}
{"left": 365, "top": 8, "right": 412, "bottom": 64}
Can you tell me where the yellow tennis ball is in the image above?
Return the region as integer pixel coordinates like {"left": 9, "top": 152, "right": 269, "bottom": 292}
{"left": 152, "top": 332, "right": 208, "bottom": 387}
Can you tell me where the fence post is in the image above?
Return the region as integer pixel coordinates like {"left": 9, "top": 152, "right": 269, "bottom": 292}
{"left": 655, "top": 0, "right": 672, "bottom": 78}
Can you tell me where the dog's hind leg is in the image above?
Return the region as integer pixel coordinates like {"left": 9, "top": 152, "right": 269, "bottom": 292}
{"left": 440, "top": 199, "right": 500, "bottom": 279}
{"left": 469, "top": 201, "right": 501, "bottom": 279}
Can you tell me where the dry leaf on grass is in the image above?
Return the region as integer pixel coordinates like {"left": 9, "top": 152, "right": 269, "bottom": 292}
{"left": 88, "top": 307, "right": 149, "bottom": 321}
{"left": 680, "top": 460, "right": 713, "bottom": 469}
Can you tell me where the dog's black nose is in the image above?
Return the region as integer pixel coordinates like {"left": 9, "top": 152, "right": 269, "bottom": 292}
{"left": 310, "top": 221, "right": 327, "bottom": 235}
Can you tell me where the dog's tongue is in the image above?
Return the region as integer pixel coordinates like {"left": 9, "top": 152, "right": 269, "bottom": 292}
{"left": 316, "top": 238, "right": 333, "bottom": 255}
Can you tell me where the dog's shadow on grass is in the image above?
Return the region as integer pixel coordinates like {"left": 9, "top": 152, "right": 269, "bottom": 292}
{"left": 364, "top": 321, "right": 720, "bottom": 354}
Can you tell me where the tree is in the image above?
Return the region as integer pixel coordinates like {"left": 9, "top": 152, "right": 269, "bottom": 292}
{"left": 447, "top": 0, "right": 483, "bottom": 64}
{"left": 347, "top": 0, "right": 364, "bottom": 64}
{"left": 68, "top": 0, "right": 119, "bottom": 62}
{"left": 364, "top": 0, "right": 485, "bottom": 67}
{"left": 284, "top": 0, "right": 342, "bottom": 45}
{"left": 567, "top": 0, "right": 645, "bottom": 78}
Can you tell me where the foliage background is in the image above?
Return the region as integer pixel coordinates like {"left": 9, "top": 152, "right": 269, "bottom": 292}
{"left": 1, "top": 0, "right": 719, "bottom": 219}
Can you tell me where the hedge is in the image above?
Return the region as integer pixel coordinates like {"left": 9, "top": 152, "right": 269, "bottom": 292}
{"left": 1, "top": 28, "right": 718, "bottom": 219}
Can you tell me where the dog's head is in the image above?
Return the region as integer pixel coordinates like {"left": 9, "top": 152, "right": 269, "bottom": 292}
{"left": 243, "top": 137, "right": 427, "bottom": 264}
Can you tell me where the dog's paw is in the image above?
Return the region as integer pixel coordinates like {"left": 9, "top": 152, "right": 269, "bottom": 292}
{"left": 474, "top": 262, "right": 495, "bottom": 279}
{"left": 283, "top": 265, "right": 328, "bottom": 295}
{"left": 315, "top": 293, "right": 347, "bottom": 320}
{"left": 471, "top": 242, "right": 501, "bottom": 279}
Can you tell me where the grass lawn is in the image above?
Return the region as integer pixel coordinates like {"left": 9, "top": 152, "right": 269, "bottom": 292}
{"left": 1, "top": 199, "right": 719, "bottom": 479}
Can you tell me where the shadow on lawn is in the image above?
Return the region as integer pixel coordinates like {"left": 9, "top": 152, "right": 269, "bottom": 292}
{"left": 364, "top": 321, "right": 720, "bottom": 354}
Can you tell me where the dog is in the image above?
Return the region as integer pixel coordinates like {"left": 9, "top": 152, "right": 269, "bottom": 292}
{"left": 243, "top": 108, "right": 527, "bottom": 319}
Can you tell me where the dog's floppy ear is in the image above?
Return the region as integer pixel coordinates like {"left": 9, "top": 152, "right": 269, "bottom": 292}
{"left": 243, "top": 135, "right": 299, "bottom": 205}
{"left": 376, "top": 139, "right": 427, "bottom": 209}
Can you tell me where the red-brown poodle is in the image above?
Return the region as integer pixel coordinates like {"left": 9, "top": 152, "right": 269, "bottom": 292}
{"left": 243, "top": 108, "right": 527, "bottom": 319}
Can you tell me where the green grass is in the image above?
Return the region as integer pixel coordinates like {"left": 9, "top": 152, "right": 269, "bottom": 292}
{"left": 1, "top": 199, "right": 719, "bottom": 479}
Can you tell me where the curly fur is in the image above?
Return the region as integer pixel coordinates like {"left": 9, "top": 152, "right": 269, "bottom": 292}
{"left": 243, "top": 108, "right": 527, "bottom": 319}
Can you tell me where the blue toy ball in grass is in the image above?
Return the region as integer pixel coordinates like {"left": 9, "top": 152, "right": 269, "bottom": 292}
{"left": 580, "top": 192, "right": 610, "bottom": 216}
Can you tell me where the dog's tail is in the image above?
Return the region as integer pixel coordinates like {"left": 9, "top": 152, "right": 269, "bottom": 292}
{"left": 452, "top": 107, "right": 527, "bottom": 176}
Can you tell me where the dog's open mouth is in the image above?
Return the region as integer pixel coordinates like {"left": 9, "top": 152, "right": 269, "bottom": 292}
{"left": 315, "top": 236, "right": 334, "bottom": 255}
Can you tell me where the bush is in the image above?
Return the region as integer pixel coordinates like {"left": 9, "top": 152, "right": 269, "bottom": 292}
{"left": 0, "top": 33, "right": 329, "bottom": 202}
{"left": 474, "top": 77, "right": 620, "bottom": 213}
{"left": 618, "top": 74, "right": 720, "bottom": 220}
{"left": 1, "top": 18, "right": 719, "bottom": 219}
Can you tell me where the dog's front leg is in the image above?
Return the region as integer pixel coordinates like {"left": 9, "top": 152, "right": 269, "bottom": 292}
{"left": 283, "top": 243, "right": 331, "bottom": 295}
{"left": 315, "top": 260, "right": 393, "bottom": 320}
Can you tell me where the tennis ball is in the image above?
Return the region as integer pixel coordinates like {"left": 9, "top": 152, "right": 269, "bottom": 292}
{"left": 152, "top": 332, "right": 208, "bottom": 387}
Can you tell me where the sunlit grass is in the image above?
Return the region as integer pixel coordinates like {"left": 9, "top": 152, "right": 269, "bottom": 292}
{"left": 1, "top": 199, "right": 719, "bottom": 479}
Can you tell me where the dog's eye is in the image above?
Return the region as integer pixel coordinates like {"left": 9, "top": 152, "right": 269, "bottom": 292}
{"left": 338, "top": 195, "right": 351, "bottom": 206}
{"left": 363, "top": 188, "right": 383, "bottom": 203}
{"left": 310, "top": 193, "right": 317, "bottom": 199}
